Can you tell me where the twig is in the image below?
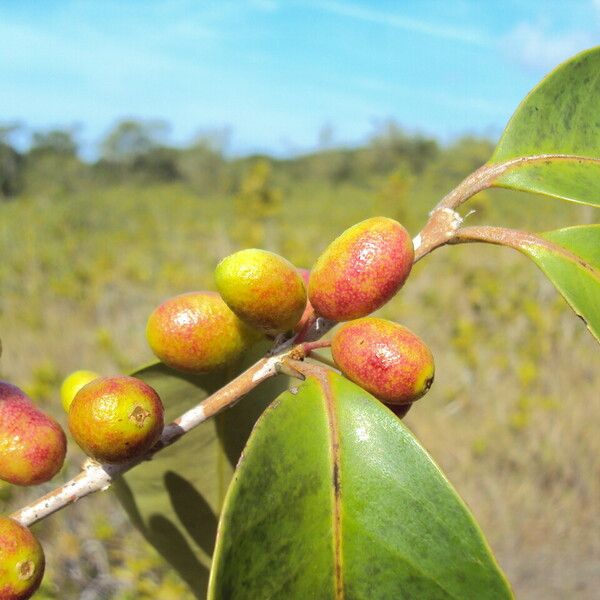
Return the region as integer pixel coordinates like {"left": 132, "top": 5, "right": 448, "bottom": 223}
{"left": 413, "top": 207, "right": 463, "bottom": 262}
{"left": 10, "top": 351, "right": 295, "bottom": 527}
{"left": 413, "top": 153, "right": 600, "bottom": 264}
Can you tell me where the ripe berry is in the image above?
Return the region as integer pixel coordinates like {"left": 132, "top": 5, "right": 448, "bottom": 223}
{"left": 0, "top": 516, "right": 45, "bottom": 600}
{"left": 146, "top": 291, "right": 260, "bottom": 373}
{"left": 0, "top": 382, "right": 66, "bottom": 486}
{"left": 309, "top": 217, "right": 414, "bottom": 321}
{"left": 331, "top": 317, "right": 434, "bottom": 404}
{"left": 215, "top": 249, "right": 307, "bottom": 333}
{"left": 60, "top": 370, "right": 100, "bottom": 412}
{"left": 68, "top": 376, "right": 164, "bottom": 464}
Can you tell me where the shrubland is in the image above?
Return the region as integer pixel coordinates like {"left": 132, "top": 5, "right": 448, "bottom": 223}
{"left": 0, "top": 114, "right": 598, "bottom": 598}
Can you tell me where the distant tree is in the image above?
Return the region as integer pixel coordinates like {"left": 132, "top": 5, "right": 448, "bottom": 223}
{"left": 369, "top": 120, "right": 439, "bottom": 174}
{"left": 97, "top": 119, "right": 184, "bottom": 183}
{"left": 426, "top": 136, "right": 495, "bottom": 186}
{"left": 101, "top": 119, "right": 169, "bottom": 162}
{"left": 374, "top": 163, "right": 415, "bottom": 227}
{"left": 0, "top": 142, "right": 22, "bottom": 198}
{"left": 0, "top": 124, "right": 24, "bottom": 198}
{"left": 30, "top": 129, "right": 78, "bottom": 157}
{"left": 177, "top": 128, "right": 231, "bottom": 193}
{"left": 24, "top": 127, "right": 85, "bottom": 196}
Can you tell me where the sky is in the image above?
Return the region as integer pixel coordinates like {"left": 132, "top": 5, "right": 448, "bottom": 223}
{"left": 0, "top": 0, "right": 599, "bottom": 158}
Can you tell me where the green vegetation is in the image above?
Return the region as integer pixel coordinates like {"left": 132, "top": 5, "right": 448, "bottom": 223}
{"left": 0, "top": 120, "right": 598, "bottom": 598}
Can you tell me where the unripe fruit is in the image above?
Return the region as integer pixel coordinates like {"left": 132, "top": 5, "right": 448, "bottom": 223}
{"left": 146, "top": 291, "right": 259, "bottom": 373}
{"left": 60, "top": 370, "right": 100, "bottom": 412}
{"left": 0, "top": 382, "right": 67, "bottom": 486}
{"left": 331, "top": 317, "right": 434, "bottom": 405}
{"left": 0, "top": 516, "right": 45, "bottom": 600}
{"left": 309, "top": 217, "right": 414, "bottom": 321}
{"left": 215, "top": 249, "right": 307, "bottom": 333}
{"left": 68, "top": 376, "right": 164, "bottom": 464}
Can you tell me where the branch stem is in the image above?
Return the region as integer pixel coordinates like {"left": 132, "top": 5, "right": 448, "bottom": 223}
{"left": 412, "top": 153, "right": 598, "bottom": 263}
{"left": 11, "top": 353, "right": 285, "bottom": 527}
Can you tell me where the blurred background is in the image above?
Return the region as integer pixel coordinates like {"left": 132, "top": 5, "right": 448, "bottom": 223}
{"left": 1, "top": 1, "right": 599, "bottom": 598}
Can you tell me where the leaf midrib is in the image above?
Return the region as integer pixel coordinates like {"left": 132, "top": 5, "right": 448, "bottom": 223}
{"left": 319, "top": 373, "right": 344, "bottom": 600}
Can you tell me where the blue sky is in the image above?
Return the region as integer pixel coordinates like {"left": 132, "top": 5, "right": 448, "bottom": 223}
{"left": 0, "top": 0, "right": 599, "bottom": 157}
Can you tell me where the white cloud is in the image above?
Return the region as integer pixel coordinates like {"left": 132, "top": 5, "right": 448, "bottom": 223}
{"left": 317, "top": 1, "right": 490, "bottom": 47}
{"left": 501, "top": 22, "right": 594, "bottom": 72}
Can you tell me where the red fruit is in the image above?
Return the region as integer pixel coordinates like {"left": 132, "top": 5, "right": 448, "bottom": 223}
{"left": 0, "top": 382, "right": 67, "bottom": 486}
{"left": 308, "top": 217, "right": 414, "bottom": 322}
{"left": 331, "top": 317, "right": 434, "bottom": 405}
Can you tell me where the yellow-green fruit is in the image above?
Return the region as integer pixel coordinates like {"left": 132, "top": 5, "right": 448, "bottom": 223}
{"left": 215, "top": 249, "right": 307, "bottom": 333}
{"left": 146, "top": 291, "right": 260, "bottom": 373}
{"left": 60, "top": 370, "right": 100, "bottom": 412}
{"left": 68, "top": 376, "right": 164, "bottom": 464}
{"left": 309, "top": 217, "right": 414, "bottom": 321}
{"left": 0, "top": 516, "right": 45, "bottom": 600}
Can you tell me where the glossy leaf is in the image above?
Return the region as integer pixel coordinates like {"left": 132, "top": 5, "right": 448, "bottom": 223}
{"left": 209, "top": 371, "right": 512, "bottom": 599}
{"left": 113, "top": 342, "right": 286, "bottom": 598}
{"left": 520, "top": 225, "right": 600, "bottom": 342}
{"left": 489, "top": 46, "right": 600, "bottom": 206}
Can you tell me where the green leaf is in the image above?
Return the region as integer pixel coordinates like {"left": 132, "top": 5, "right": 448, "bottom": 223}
{"left": 520, "top": 225, "right": 600, "bottom": 342}
{"left": 541, "top": 224, "right": 600, "bottom": 269}
{"left": 209, "top": 371, "right": 512, "bottom": 599}
{"left": 113, "top": 342, "right": 286, "bottom": 599}
{"left": 489, "top": 46, "right": 600, "bottom": 206}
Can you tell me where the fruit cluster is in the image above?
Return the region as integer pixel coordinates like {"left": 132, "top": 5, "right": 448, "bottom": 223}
{"left": 0, "top": 370, "right": 165, "bottom": 598}
{"left": 145, "top": 215, "right": 434, "bottom": 411}
{"left": 0, "top": 215, "right": 434, "bottom": 599}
